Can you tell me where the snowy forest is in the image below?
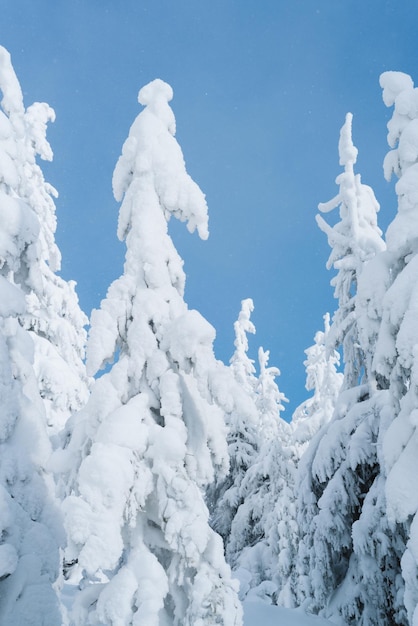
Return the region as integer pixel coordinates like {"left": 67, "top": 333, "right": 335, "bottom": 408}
{"left": 1, "top": 41, "right": 418, "bottom": 626}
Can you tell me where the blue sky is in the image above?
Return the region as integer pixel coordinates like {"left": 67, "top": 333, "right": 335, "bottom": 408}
{"left": 3, "top": 1, "right": 418, "bottom": 413}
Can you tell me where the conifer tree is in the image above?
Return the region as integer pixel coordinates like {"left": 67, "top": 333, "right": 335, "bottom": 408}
{"left": 229, "top": 298, "right": 257, "bottom": 394}
{"left": 291, "top": 313, "right": 343, "bottom": 452}
{"left": 207, "top": 300, "right": 292, "bottom": 601}
{"left": 0, "top": 46, "right": 63, "bottom": 625}
{"left": 255, "top": 347, "right": 288, "bottom": 440}
{"left": 376, "top": 71, "right": 418, "bottom": 626}
{"left": 277, "top": 314, "right": 342, "bottom": 609}
{"left": 291, "top": 114, "right": 405, "bottom": 626}
{"left": 61, "top": 79, "right": 241, "bottom": 626}
{"left": 316, "top": 112, "right": 385, "bottom": 388}
{"left": 227, "top": 344, "right": 290, "bottom": 605}
{"left": 207, "top": 299, "right": 260, "bottom": 549}
{"left": 0, "top": 46, "right": 89, "bottom": 439}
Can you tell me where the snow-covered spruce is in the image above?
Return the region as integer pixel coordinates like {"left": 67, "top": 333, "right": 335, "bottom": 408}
{"left": 291, "top": 313, "right": 343, "bottom": 455}
{"left": 292, "top": 114, "right": 407, "bottom": 626}
{"left": 377, "top": 71, "right": 418, "bottom": 626}
{"left": 206, "top": 299, "right": 260, "bottom": 555}
{"left": 294, "top": 384, "right": 407, "bottom": 625}
{"left": 316, "top": 112, "right": 385, "bottom": 389}
{"left": 215, "top": 300, "right": 291, "bottom": 606}
{"left": 60, "top": 79, "right": 242, "bottom": 626}
{"left": 282, "top": 313, "right": 342, "bottom": 610}
{"left": 0, "top": 46, "right": 63, "bottom": 624}
{"left": 229, "top": 299, "right": 258, "bottom": 397}
{"left": 270, "top": 314, "right": 343, "bottom": 610}
{"left": 231, "top": 411, "right": 294, "bottom": 608}
{"left": 0, "top": 46, "right": 89, "bottom": 441}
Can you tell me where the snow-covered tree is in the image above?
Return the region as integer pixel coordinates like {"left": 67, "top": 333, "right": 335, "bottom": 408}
{"left": 227, "top": 346, "right": 290, "bottom": 606}
{"left": 277, "top": 314, "right": 342, "bottom": 609}
{"left": 291, "top": 113, "right": 406, "bottom": 625}
{"left": 0, "top": 47, "right": 63, "bottom": 624}
{"left": 316, "top": 112, "right": 385, "bottom": 388}
{"left": 294, "top": 382, "right": 408, "bottom": 625}
{"left": 376, "top": 71, "right": 418, "bottom": 626}
{"left": 229, "top": 298, "right": 257, "bottom": 395}
{"left": 60, "top": 79, "right": 241, "bottom": 626}
{"left": 0, "top": 46, "right": 89, "bottom": 439}
{"left": 207, "top": 300, "right": 290, "bottom": 595}
{"left": 207, "top": 299, "right": 260, "bottom": 549}
{"left": 255, "top": 346, "right": 288, "bottom": 440}
{"left": 0, "top": 251, "right": 63, "bottom": 626}
{"left": 291, "top": 313, "right": 343, "bottom": 452}
{"left": 265, "top": 314, "right": 343, "bottom": 610}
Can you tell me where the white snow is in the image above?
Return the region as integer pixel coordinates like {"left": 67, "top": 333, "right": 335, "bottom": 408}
{"left": 316, "top": 112, "right": 385, "bottom": 389}
{"left": 61, "top": 78, "right": 242, "bottom": 625}
{"left": 3, "top": 40, "right": 418, "bottom": 626}
{"left": 243, "top": 601, "right": 338, "bottom": 626}
{"left": 380, "top": 71, "right": 414, "bottom": 107}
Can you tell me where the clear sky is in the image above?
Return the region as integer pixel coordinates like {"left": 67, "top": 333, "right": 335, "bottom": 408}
{"left": 3, "top": 1, "right": 418, "bottom": 414}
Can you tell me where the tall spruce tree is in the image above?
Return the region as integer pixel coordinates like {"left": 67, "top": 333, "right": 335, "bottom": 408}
{"left": 316, "top": 112, "right": 385, "bottom": 388}
{"left": 0, "top": 46, "right": 89, "bottom": 440}
{"left": 291, "top": 113, "right": 406, "bottom": 626}
{"left": 0, "top": 46, "right": 63, "bottom": 625}
{"left": 60, "top": 79, "right": 241, "bottom": 626}
{"left": 377, "top": 71, "right": 418, "bottom": 626}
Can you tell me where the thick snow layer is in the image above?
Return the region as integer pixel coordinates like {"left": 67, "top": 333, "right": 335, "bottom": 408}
{"left": 113, "top": 78, "right": 209, "bottom": 242}
{"left": 63, "top": 77, "right": 241, "bottom": 626}
{"left": 380, "top": 71, "right": 414, "bottom": 107}
{"left": 60, "top": 588, "right": 339, "bottom": 626}
{"left": 0, "top": 46, "right": 24, "bottom": 119}
{"left": 316, "top": 112, "right": 385, "bottom": 390}
{"left": 243, "top": 601, "right": 338, "bottom": 626}
{"left": 0, "top": 43, "right": 89, "bottom": 451}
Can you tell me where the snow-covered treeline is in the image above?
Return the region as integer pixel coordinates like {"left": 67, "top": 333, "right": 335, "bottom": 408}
{"left": 0, "top": 44, "right": 418, "bottom": 626}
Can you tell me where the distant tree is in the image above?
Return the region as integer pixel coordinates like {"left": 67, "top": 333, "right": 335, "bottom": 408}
{"left": 207, "top": 299, "right": 260, "bottom": 551}
{"left": 0, "top": 46, "right": 62, "bottom": 624}
{"left": 271, "top": 314, "right": 343, "bottom": 609}
{"left": 207, "top": 299, "right": 292, "bottom": 596}
{"left": 227, "top": 344, "right": 290, "bottom": 606}
{"left": 230, "top": 298, "right": 257, "bottom": 393}
{"left": 61, "top": 79, "right": 241, "bottom": 626}
{"left": 291, "top": 313, "right": 343, "bottom": 452}
{"left": 255, "top": 346, "right": 288, "bottom": 440}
